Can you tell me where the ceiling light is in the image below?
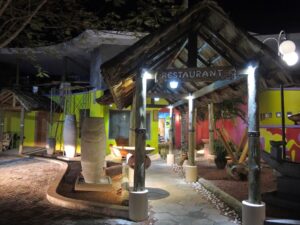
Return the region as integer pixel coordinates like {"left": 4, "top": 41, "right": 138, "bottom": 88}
{"left": 154, "top": 97, "right": 160, "bottom": 102}
{"left": 169, "top": 80, "right": 178, "bottom": 89}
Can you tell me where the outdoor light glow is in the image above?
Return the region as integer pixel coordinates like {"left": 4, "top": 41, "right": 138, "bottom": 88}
{"left": 263, "top": 30, "right": 298, "bottom": 67}
{"left": 109, "top": 104, "right": 113, "bottom": 107}
{"left": 246, "top": 65, "right": 256, "bottom": 77}
{"left": 279, "top": 40, "right": 296, "bottom": 55}
{"left": 169, "top": 80, "right": 178, "bottom": 89}
{"left": 154, "top": 97, "right": 160, "bottom": 101}
{"left": 143, "top": 70, "right": 153, "bottom": 79}
{"left": 185, "top": 94, "right": 194, "bottom": 100}
{"left": 282, "top": 51, "right": 299, "bottom": 66}
{"left": 64, "top": 145, "right": 76, "bottom": 158}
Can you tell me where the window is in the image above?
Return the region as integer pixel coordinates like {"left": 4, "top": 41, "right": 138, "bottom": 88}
{"left": 109, "top": 110, "right": 151, "bottom": 140}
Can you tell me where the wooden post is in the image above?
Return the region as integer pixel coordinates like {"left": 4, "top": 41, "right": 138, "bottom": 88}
{"left": 180, "top": 110, "right": 187, "bottom": 152}
{"left": 247, "top": 65, "right": 261, "bottom": 204}
{"left": 19, "top": 107, "right": 25, "bottom": 154}
{"left": 208, "top": 103, "right": 215, "bottom": 154}
{"left": 168, "top": 106, "right": 173, "bottom": 155}
{"left": 188, "top": 96, "right": 195, "bottom": 166}
{"left": 0, "top": 110, "right": 4, "bottom": 151}
{"left": 133, "top": 70, "right": 147, "bottom": 191}
{"left": 129, "top": 94, "right": 136, "bottom": 146}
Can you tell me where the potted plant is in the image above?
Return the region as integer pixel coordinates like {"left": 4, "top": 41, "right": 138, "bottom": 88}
{"left": 213, "top": 139, "right": 227, "bottom": 169}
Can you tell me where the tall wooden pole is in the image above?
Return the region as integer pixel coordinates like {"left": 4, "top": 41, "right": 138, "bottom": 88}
{"left": 208, "top": 103, "right": 215, "bottom": 154}
{"left": 129, "top": 94, "right": 136, "bottom": 146}
{"left": 247, "top": 65, "right": 261, "bottom": 204}
{"left": 0, "top": 110, "right": 4, "bottom": 151}
{"left": 133, "top": 70, "right": 147, "bottom": 191}
{"left": 168, "top": 106, "right": 173, "bottom": 155}
{"left": 188, "top": 96, "right": 195, "bottom": 166}
{"left": 19, "top": 107, "right": 25, "bottom": 154}
{"left": 180, "top": 110, "right": 187, "bottom": 152}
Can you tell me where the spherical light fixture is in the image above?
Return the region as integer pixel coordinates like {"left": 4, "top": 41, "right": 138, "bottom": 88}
{"left": 282, "top": 51, "right": 299, "bottom": 66}
{"left": 279, "top": 40, "right": 296, "bottom": 55}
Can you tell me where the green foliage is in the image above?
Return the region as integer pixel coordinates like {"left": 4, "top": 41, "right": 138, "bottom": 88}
{"left": 7, "top": 0, "right": 186, "bottom": 48}
{"left": 214, "top": 98, "right": 246, "bottom": 121}
{"left": 213, "top": 139, "right": 227, "bottom": 159}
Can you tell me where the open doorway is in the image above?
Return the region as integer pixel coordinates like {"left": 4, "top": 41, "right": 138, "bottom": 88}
{"left": 158, "top": 111, "right": 170, "bottom": 143}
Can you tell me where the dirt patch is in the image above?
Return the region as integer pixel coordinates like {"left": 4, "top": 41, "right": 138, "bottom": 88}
{"left": 196, "top": 157, "right": 300, "bottom": 219}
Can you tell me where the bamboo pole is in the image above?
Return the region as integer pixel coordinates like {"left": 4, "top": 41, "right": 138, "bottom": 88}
{"left": 133, "top": 70, "right": 147, "bottom": 191}
{"left": 129, "top": 94, "right": 136, "bottom": 146}
{"left": 168, "top": 106, "right": 173, "bottom": 155}
{"left": 208, "top": 103, "right": 215, "bottom": 154}
{"left": 188, "top": 96, "right": 195, "bottom": 166}
{"left": 19, "top": 107, "right": 25, "bottom": 154}
{"left": 247, "top": 65, "right": 261, "bottom": 204}
{"left": 180, "top": 110, "right": 187, "bottom": 152}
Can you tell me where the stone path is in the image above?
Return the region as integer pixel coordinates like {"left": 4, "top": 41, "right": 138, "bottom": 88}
{"left": 146, "top": 160, "right": 237, "bottom": 225}
{"left": 0, "top": 152, "right": 238, "bottom": 225}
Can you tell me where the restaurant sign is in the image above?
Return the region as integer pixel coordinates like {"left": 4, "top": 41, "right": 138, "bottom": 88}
{"left": 156, "top": 66, "right": 236, "bottom": 82}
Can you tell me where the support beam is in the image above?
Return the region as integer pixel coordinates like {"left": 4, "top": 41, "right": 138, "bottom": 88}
{"left": 19, "top": 107, "right": 25, "bottom": 154}
{"left": 242, "top": 64, "right": 265, "bottom": 225}
{"left": 133, "top": 70, "right": 147, "bottom": 191}
{"left": 173, "top": 75, "right": 246, "bottom": 108}
{"left": 129, "top": 94, "right": 136, "bottom": 146}
{"left": 247, "top": 65, "right": 261, "bottom": 204}
{"left": 208, "top": 103, "right": 215, "bottom": 154}
{"left": 180, "top": 110, "right": 187, "bottom": 153}
{"left": 188, "top": 96, "right": 195, "bottom": 166}
{"left": 168, "top": 106, "right": 174, "bottom": 155}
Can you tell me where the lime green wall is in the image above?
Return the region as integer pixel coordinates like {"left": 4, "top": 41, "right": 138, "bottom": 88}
{"left": 259, "top": 88, "right": 300, "bottom": 153}
{"left": 51, "top": 90, "right": 104, "bottom": 153}
{"left": 2, "top": 91, "right": 163, "bottom": 155}
{"left": 259, "top": 89, "right": 300, "bottom": 126}
{"left": 3, "top": 111, "right": 36, "bottom": 147}
{"left": 104, "top": 98, "right": 162, "bottom": 155}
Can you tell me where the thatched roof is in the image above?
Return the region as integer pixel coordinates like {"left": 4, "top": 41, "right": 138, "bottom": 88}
{"left": 100, "top": 0, "right": 299, "bottom": 110}
{"left": 0, "top": 88, "right": 61, "bottom": 112}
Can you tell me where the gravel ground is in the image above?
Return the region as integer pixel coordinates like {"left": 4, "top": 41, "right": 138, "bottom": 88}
{"left": 0, "top": 155, "right": 135, "bottom": 225}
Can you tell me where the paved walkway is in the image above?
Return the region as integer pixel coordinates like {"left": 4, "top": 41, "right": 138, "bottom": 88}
{"left": 146, "top": 160, "right": 236, "bottom": 225}
{"left": 0, "top": 149, "right": 238, "bottom": 225}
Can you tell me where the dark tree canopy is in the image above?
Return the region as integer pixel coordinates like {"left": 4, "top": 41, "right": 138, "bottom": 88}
{"left": 1, "top": 0, "right": 186, "bottom": 48}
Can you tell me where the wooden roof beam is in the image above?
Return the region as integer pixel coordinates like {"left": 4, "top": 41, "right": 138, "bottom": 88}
{"left": 197, "top": 31, "right": 238, "bottom": 66}
{"left": 201, "top": 23, "right": 248, "bottom": 62}
{"left": 173, "top": 75, "right": 246, "bottom": 107}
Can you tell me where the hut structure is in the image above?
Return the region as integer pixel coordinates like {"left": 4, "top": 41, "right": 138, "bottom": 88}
{"left": 99, "top": 0, "right": 300, "bottom": 222}
{"left": 0, "top": 88, "right": 61, "bottom": 153}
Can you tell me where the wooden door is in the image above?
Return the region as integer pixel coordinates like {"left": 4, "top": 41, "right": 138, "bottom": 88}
{"left": 35, "top": 111, "right": 49, "bottom": 147}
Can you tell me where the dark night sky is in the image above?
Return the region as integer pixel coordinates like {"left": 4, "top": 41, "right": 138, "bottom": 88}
{"left": 213, "top": 0, "right": 300, "bottom": 34}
